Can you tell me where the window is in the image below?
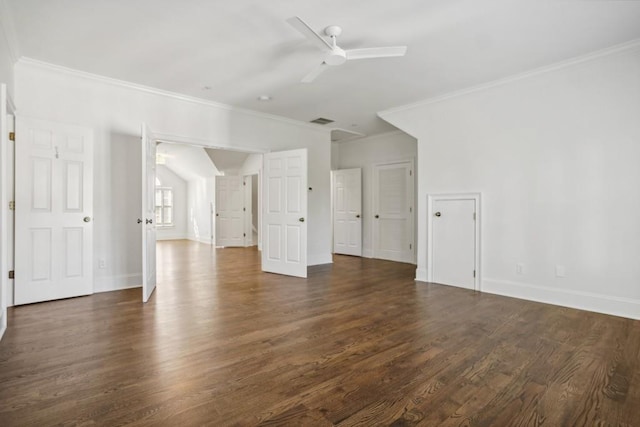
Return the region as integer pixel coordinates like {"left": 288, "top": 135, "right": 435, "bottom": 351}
{"left": 155, "top": 187, "right": 173, "bottom": 227}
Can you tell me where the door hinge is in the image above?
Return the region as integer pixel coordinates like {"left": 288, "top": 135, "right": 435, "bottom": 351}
{"left": 409, "top": 207, "right": 412, "bottom": 213}
{"left": 8, "top": 270, "right": 14, "bottom": 279}
{"left": 409, "top": 243, "right": 412, "bottom": 250}
{"left": 473, "top": 270, "right": 476, "bottom": 278}
{"left": 243, "top": 207, "right": 246, "bottom": 211}
{"left": 243, "top": 181, "right": 246, "bottom": 186}
{"left": 409, "top": 170, "right": 412, "bottom": 176}
{"left": 9, "top": 201, "right": 15, "bottom": 210}
{"left": 9, "top": 132, "right": 15, "bottom": 141}
{"left": 473, "top": 212, "right": 476, "bottom": 220}
{"left": 243, "top": 233, "right": 246, "bottom": 237}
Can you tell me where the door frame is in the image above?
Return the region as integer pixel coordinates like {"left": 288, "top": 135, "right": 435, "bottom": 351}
{"left": 427, "top": 193, "right": 481, "bottom": 291}
{"left": 0, "top": 84, "right": 15, "bottom": 339}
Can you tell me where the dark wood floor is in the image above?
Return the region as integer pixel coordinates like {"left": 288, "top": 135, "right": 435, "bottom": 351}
{"left": 1, "top": 240, "right": 639, "bottom": 426}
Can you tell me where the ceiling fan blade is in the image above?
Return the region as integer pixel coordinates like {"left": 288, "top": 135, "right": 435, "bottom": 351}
{"left": 345, "top": 46, "right": 407, "bottom": 60}
{"left": 287, "top": 16, "right": 332, "bottom": 52}
{"left": 302, "top": 62, "right": 328, "bottom": 83}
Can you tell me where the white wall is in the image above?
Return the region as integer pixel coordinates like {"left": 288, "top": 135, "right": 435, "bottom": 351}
{"left": 187, "top": 177, "right": 214, "bottom": 244}
{"left": 0, "top": 2, "right": 16, "bottom": 100}
{"left": 156, "top": 165, "right": 188, "bottom": 240}
{"left": 380, "top": 43, "right": 640, "bottom": 319}
{"left": 15, "top": 59, "right": 332, "bottom": 292}
{"left": 335, "top": 131, "right": 417, "bottom": 259}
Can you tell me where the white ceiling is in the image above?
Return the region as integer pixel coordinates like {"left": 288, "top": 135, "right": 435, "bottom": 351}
{"left": 157, "top": 142, "right": 219, "bottom": 181}
{"left": 205, "top": 149, "right": 250, "bottom": 174}
{"left": 6, "top": 0, "right": 640, "bottom": 137}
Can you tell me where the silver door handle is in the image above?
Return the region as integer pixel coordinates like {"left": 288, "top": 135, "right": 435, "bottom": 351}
{"left": 83, "top": 216, "right": 91, "bottom": 223}
{"left": 137, "top": 218, "right": 142, "bottom": 224}
{"left": 435, "top": 212, "right": 441, "bottom": 217}
{"left": 146, "top": 219, "right": 153, "bottom": 224}
{"left": 299, "top": 218, "right": 305, "bottom": 222}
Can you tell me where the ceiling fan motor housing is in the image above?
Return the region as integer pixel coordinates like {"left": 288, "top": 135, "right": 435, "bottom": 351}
{"left": 325, "top": 47, "right": 347, "bottom": 65}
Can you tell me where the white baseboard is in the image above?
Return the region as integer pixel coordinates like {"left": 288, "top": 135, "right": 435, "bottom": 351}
{"left": 94, "top": 274, "right": 142, "bottom": 293}
{"left": 415, "top": 268, "right": 427, "bottom": 282}
{"left": 482, "top": 278, "right": 640, "bottom": 320}
{"left": 187, "top": 237, "right": 213, "bottom": 245}
{"left": 308, "top": 253, "right": 333, "bottom": 266}
{"left": 157, "top": 234, "right": 188, "bottom": 241}
{"left": 362, "top": 248, "right": 373, "bottom": 258}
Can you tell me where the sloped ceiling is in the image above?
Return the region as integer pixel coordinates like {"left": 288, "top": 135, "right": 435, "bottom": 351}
{"left": 157, "top": 142, "right": 220, "bottom": 181}
{"left": 205, "top": 149, "right": 250, "bottom": 174}
{"left": 6, "top": 0, "right": 640, "bottom": 136}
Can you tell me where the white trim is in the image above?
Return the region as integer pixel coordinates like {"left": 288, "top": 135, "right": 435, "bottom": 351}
{"left": 342, "top": 130, "right": 407, "bottom": 145}
{"left": 308, "top": 254, "right": 333, "bottom": 266}
{"left": 94, "top": 274, "right": 142, "bottom": 293}
{"left": 379, "top": 38, "right": 640, "bottom": 117}
{"left": 362, "top": 248, "right": 373, "bottom": 259}
{"left": 156, "top": 234, "right": 188, "bottom": 241}
{"left": 0, "top": 310, "right": 6, "bottom": 341}
{"left": 482, "top": 278, "right": 640, "bottom": 321}
{"left": 426, "top": 192, "right": 481, "bottom": 291}
{"left": 188, "top": 237, "right": 213, "bottom": 245}
{"left": 17, "top": 58, "right": 332, "bottom": 135}
{"left": 415, "top": 268, "right": 427, "bottom": 282}
{"left": 0, "top": 0, "right": 21, "bottom": 63}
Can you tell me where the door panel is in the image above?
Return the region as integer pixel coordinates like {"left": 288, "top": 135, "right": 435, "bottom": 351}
{"left": 141, "top": 123, "right": 156, "bottom": 303}
{"left": 333, "top": 168, "right": 362, "bottom": 256}
{"left": 262, "top": 149, "right": 307, "bottom": 277}
{"left": 432, "top": 199, "right": 476, "bottom": 289}
{"left": 215, "top": 175, "right": 244, "bottom": 247}
{"left": 15, "top": 117, "right": 93, "bottom": 305}
{"left": 372, "top": 161, "right": 414, "bottom": 263}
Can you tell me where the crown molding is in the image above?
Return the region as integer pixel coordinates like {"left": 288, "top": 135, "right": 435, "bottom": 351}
{"left": 339, "top": 129, "right": 412, "bottom": 144}
{"left": 379, "top": 38, "right": 640, "bottom": 118}
{"left": 0, "top": 0, "right": 21, "bottom": 63}
{"left": 16, "top": 57, "right": 331, "bottom": 135}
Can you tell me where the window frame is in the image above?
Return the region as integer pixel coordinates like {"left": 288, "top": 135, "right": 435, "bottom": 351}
{"left": 155, "top": 186, "right": 174, "bottom": 228}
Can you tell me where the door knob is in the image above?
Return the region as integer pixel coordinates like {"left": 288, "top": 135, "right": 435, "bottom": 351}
{"left": 83, "top": 216, "right": 91, "bottom": 223}
{"left": 146, "top": 219, "right": 153, "bottom": 224}
{"left": 375, "top": 215, "right": 379, "bottom": 219}
{"left": 435, "top": 212, "right": 442, "bottom": 217}
{"left": 356, "top": 214, "right": 360, "bottom": 218}
{"left": 137, "top": 218, "right": 142, "bottom": 224}
{"left": 299, "top": 218, "right": 305, "bottom": 222}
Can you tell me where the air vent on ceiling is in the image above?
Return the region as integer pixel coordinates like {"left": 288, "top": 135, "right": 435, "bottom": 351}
{"left": 310, "top": 117, "right": 335, "bottom": 125}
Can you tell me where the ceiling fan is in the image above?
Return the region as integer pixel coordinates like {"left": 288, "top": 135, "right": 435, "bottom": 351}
{"left": 287, "top": 16, "right": 408, "bottom": 83}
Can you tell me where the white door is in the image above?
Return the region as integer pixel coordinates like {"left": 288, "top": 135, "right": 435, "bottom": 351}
{"left": 0, "top": 84, "right": 7, "bottom": 329}
{"left": 14, "top": 117, "right": 93, "bottom": 304}
{"left": 141, "top": 123, "right": 156, "bottom": 303}
{"left": 215, "top": 175, "right": 244, "bottom": 247}
{"left": 262, "top": 149, "right": 307, "bottom": 278}
{"left": 372, "top": 161, "right": 414, "bottom": 263}
{"left": 333, "top": 168, "right": 362, "bottom": 256}
{"left": 432, "top": 199, "right": 477, "bottom": 290}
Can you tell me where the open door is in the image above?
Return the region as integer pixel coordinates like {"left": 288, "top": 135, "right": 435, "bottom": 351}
{"left": 14, "top": 116, "right": 94, "bottom": 304}
{"left": 141, "top": 123, "right": 156, "bottom": 302}
{"left": 215, "top": 175, "right": 244, "bottom": 247}
{"left": 262, "top": 149, "right": 307, "bottom": 278}
{"left": 0, "top": 84, "right": 8, "bottom": 336}
{"left": 333, "top": 168, "right": 362, "bottom": 256}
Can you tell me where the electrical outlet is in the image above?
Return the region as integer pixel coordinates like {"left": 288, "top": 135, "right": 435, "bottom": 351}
{"left": 516, "top": 263, "right": 525, "bottom": 275}
{"left": 555, "top": 265, "right": 565, "bottom": 278}
{"left": 99, "top": 259, "right": 106, "bottom": 269}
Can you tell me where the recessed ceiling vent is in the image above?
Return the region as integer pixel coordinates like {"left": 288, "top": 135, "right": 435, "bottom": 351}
{"left": 310, "top": 117, "right": 334, "bottom": 125}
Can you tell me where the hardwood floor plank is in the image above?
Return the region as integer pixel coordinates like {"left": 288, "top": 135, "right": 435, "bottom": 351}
{"left": 1, "top": 241, "right": 639, "bottom": 426}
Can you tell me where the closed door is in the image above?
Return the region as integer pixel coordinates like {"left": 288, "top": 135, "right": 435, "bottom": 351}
{"left": 432, "top": 199, "right": 476, "bottom": 289}
{"left": 141, "top": 123, "right": 157, "bottom": 303}
{"left": 372, "top": 161, "right": 414, "bottom": 263}
{"left": 215, "top": 175, "right": 244, "bottom": 247}
{"left": 333, "top": 168, "right": 362, "bottom": 256}
{"left": 262, "top": 149, "right": 307, "bottom": 278}
{"left": 15, "top": 117, "right": 94, "bottom": 305}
